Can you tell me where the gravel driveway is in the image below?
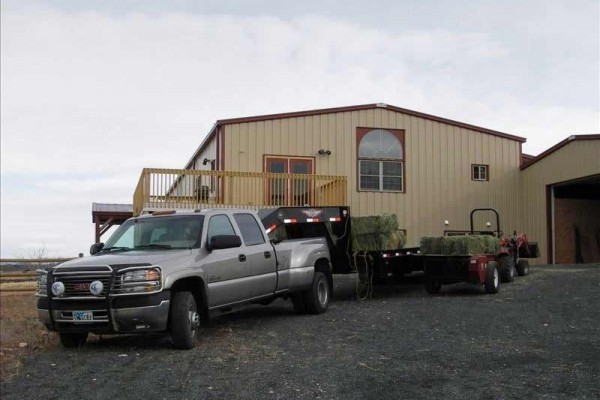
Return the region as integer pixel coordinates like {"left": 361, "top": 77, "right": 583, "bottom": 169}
{"left": 2, "top": 264, "right": 599, "bottom": 399}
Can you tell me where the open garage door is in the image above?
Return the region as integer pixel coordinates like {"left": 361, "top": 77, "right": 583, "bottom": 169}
{"left": 549, "top": 174, "right": 600, "bottom": 263}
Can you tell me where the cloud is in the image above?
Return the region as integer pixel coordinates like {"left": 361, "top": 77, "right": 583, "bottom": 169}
{"left": 1, "top": 4, "right": 598, "bottom": 256}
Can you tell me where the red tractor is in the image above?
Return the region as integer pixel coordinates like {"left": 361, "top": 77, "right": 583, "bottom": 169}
{"left": 423, "top": 208, "right": 539, "bottom": 294}
{"left": 471, "top": 208, "right": 538, "bottom": 282}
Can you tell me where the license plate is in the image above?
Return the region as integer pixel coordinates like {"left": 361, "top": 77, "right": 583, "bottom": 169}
{"left": 73, "top": 311, "right": 93, "bottom": 321}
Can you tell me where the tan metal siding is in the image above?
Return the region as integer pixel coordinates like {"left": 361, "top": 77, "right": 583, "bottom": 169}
{"left": 520, "top": 139, "right": 600, "bottom": 264}
{"left": 223, "top": 108, "right": 522, "bottom": 247}
{"left": 192, "top": 137, "right": 217, "bottom": 171}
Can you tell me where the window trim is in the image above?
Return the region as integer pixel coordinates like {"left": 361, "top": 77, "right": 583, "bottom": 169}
{"left": 233, "top": 213, "right": 266, "bottom": 246}
{"left": 359, "top": 160, "right": 404, "bottom": 192}
{"left": 263, "top": 154, "right": 315, "bottom": 206}
{"left": 471, "top": 164, "right": 489, "bottom": 181}
{"left": 206, "top": 214, "right": 236, "bottom": 243}
{"left": 356, "top": 127, "right": 406, "bottom": 193}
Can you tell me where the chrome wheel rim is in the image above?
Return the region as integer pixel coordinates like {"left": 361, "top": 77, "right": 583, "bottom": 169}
{"left": 493, "top": 268, "right": 499, "bottom": 287}
{"left": 317, "top": 279, "right": 328, "bottom": 306}
{"left": 189, "top": 310, "right": 200, "bottom": 332}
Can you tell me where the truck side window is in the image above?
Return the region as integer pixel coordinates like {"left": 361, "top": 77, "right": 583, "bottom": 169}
{"left": 234, "top": 214, "right": 266, "bottom": 246}
{"left": 207, "top": 215, "right": 236, "bottom": 243}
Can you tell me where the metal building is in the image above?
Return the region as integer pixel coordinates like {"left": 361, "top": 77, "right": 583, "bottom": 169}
{"left": 131, "top": 104, "right": 599, "bottom": 264}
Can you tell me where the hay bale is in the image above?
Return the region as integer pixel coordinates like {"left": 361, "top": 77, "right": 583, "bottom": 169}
{"left": 388, "top": 230, "right": 407, "bottom": 249}
{"left": 420, "top": 235, "right": 500, "bottom": 255}
{"left": 351, "top": 215, "right": 404, "bottom": 251}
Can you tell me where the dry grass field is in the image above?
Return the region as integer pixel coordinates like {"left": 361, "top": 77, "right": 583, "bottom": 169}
{"left": 0, "top": 293, "right": 58, "bottom": 379}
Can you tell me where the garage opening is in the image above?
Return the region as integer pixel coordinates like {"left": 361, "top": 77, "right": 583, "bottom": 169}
{"left": 550, "top": 174, "right": 600, "bottom": 264}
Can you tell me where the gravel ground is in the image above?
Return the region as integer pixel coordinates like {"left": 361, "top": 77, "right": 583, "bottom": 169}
{"left": 2, "top": 264, "right": 599, "bottom": 399}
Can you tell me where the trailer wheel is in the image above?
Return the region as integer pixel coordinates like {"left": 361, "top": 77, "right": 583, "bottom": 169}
{"left": 59, "top": 332, "right": 88, "bottom": 348}
{"left": 305, "top": 272, "right": 330, "bottom": 314}
{"left": 500, "top": 255, "right": 515, "bottom": 283}
{"left": 170, "top": 291, "right": 200, "bottom": 350}
{"left": 516, "top": 259, "right": 530, "bottom": 276}
{"left": 484, "top": 261, "right": 500, "bottom": 294}
{"left": 425, "top": 280, "right": 441, "bottom": 294}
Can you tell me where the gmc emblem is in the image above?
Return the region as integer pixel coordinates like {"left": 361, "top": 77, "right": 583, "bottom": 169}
{"left": 73, "top": 283, "right": 90, "bottom": 291}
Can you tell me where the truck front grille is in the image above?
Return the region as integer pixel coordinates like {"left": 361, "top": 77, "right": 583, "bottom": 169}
{"left": 52, "top": 265, "right": 113, "bottom": 299}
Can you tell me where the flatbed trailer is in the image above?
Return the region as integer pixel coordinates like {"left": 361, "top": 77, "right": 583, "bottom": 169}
{"left": 423, "top": 254, "right": 500, "bottom": 294}
{"left": 422, "top": 208, "right": 539, "bottom": 294}
{"left": 354, "top": 247, "right": 423, "bottom": 283}
{"left": 259, "top": 206, "right": 423, "bottom": 279}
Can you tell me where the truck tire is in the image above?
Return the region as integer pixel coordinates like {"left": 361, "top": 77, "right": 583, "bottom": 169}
{"left": 424, "top": 279, "right": 441, "bottom": 294}
{"left": 58, "top": 332, "right": 88, "bottom": 348}
{"left": 305, "top": 272, "right": 330, "bottom": 314}
{"left": 484, "top": 261, "right": 500, "bottom": 294}
{"left": 170, "top": 291, "right": 200, "bottom": 350}
{"left": 516, "top": 259, "right": 530, "bottom": 276}
{"left": 500, "top": 255, "right": 515, "bottom": 283}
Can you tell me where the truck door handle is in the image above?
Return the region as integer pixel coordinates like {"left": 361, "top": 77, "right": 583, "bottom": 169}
{"left": 238, "top": 254, "right": 246, "bottom": 262}
{"left": 264, "top": 251, "right": 271, "bottom": 259}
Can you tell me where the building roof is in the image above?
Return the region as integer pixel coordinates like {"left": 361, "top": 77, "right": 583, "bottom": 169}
{"left": 217, "top": 103, "right": 526, "bottom": 142}
{"left": 521, "top": 153, "right": 536, "bottom": 164}
{"left": 185, "top": 103, "right": 527, "bottom": 169}
{"left": 92, "top": 203, "right": 133, "bottom": 213}
{"left": 520, "top": 134, "right": 600, "bottom": 170}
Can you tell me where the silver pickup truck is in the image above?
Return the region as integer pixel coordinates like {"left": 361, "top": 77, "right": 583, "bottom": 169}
{"left": 36, "top": 209, "right": 332, "bottom": 349}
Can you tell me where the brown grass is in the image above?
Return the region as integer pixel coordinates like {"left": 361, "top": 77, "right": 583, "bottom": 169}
{"left": 0, "top": 292, "right": 58, "bottom": 380}
{"left": 0, "top": 281, "right": 37, "bottom": 291}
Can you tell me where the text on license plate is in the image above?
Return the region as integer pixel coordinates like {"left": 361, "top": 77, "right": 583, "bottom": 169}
{"left": 73, "top": 311, "right": 93, "bottom": 321}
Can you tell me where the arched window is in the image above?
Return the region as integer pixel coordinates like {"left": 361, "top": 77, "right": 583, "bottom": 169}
{"left": 357, "top": 128, "right": 405, "bottom": 192}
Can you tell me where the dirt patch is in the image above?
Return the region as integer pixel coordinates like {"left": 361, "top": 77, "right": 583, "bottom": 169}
{"left": 0, "top": 293, "right": 59, "bottom": 380}
{"left": 1, "top": 264, "right": 599, "bottom": 399}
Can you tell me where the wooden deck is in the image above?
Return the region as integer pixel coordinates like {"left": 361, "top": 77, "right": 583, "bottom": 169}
{"left": 133, "top": 168, "right": 347, "bottom": 215}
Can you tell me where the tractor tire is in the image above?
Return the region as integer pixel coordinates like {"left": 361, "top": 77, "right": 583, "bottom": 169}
{"left": 425, "top": 279, "right": 441, "bottom": 294}
{"left": 59, "top": 332, "right": 88, "bottom": 348}
{"left": 170, "top": 291, "right": 200, "bottom": 350}
{"left": 484, "top": 261, "right": 500, "bottom": 294}
{"left": 500, "top": 255, "right": 515, "bottom": 283}
{"left": 304, "top": 272, "right": 330, "bottom": 314}
{"left": 516, "top": 259, "right": 530, "bottom": 276}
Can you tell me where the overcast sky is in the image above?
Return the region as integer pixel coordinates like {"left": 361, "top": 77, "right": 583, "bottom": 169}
{"left": 1, "top": 0, "right": 598, "bottom": 258}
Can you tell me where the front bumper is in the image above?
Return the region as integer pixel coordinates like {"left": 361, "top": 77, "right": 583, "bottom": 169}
{"left": 37, "top": 290, "right": 171, "bottom": 334}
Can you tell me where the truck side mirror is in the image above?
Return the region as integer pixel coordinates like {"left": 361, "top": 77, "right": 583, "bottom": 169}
{"left": 206, "top": 235, "right": 242, "bottom": 252}
{"left": 90, "top": 242, "right": 104, "bottom": 255}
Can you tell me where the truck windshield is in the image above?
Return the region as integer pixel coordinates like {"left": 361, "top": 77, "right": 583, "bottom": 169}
{"left": 103, "top": 215, "right": 204, "bottom": 251}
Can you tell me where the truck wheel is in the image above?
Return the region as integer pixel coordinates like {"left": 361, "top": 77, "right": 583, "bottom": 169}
{"left": 170, "top": 291, "right": 200, "bottom": 350}
{"left": 516, "top": 259, "right": 530, "bottom": 276}
{"left": 484, "top": 261, "right": 500, "bottom": 294}
{"left": 305, "top": 272, "right": 330, "bottom": 314}
{"left": 424, "top": 280, "right": 441, "bottom": 294}
{"left": 58, "top": 332, "right": 88, "bottom": 348}
{"left": 500, "top": 256, "right": 515, "bottom": 283}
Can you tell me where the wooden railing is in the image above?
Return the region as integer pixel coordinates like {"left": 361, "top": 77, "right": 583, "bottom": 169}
{"left": 133, "top": 168, "right": 347, "bottom": 215}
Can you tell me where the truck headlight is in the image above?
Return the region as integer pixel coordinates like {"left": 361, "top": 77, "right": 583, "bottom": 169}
{"left": 113, "top": 267, "right": 162, "bottom": 295}
{"left": 36, "top": 270, "right": 48, "bottom": 296}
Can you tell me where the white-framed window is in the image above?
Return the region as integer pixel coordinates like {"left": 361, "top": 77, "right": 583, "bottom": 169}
{"left": 359, "top": 160, "right": 403, "bottom": 191}
{"left": 357, "top": 128, "right": 405, "bottom": 192}
{"left": 472, "top": 164, "right": 489, "bottom": 181}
